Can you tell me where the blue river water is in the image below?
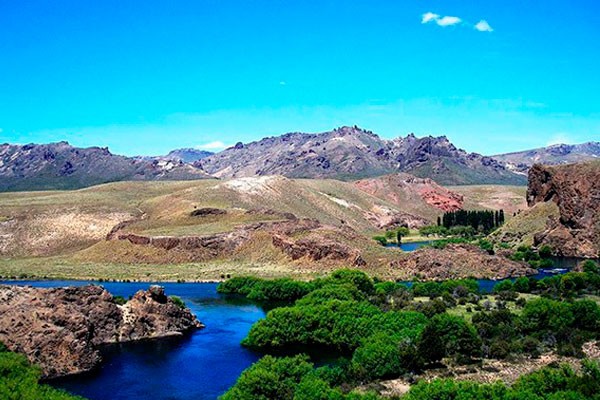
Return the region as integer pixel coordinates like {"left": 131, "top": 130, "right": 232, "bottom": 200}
{"left": 386, "top": 240, "right": 431, "bottom": 251}
{"left": 0, "top": 280, "right": 265, "bottom": 400}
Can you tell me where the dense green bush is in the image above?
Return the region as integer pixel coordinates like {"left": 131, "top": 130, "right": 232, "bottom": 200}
{"left": 328, "top": 270, "right": 375, "bottom": 295}
{"left": 0, "top": 348, "right": 84, "bottom": 400}
{"left": 243, "top": 300, "right": 426, "bottom": 353}
{"left": 417, "top": 314, "right": 481, "bottom": 364}
{"left": 220, "top": 354, "right": 313, "bottom": 400}
{"left": 351, "top": 333, "right": 421, "bottom": 379}
{"left": 295, "top": 284, "right": 365, "bottom": 306}
{"left": 217, "top": 276, "right": 313, "bottom": 302}
{"left": 220, "top": 355, "right": 381, "bottom": 400}
{"left": 372, "top": 235, "right": 387, "bottom": 246}
{"left": 217, "top": 276, "right": 262, "bottom": 295}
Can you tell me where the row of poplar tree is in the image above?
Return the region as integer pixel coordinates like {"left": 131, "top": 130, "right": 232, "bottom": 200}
{"left": 437, "top": 209, "right": 505, "bottom": 232}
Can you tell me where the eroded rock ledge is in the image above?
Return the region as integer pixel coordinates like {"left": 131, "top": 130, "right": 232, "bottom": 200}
{"left": 0, "top": 284, "right": 203, "bottom": 378}
{"left": 391, "top": 244, "right": 536, "bottom": 280}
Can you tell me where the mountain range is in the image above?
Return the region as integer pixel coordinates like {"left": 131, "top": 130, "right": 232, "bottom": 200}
{"left": 2, "top": 126, "right": 598, "bottom": 191}
{"left": 492, "top": 142, "right": 600, "bottom": 173}
{"left": 0, "top": 141, "right": 211, "bottom": 191}
{"left": 195, "top": 126, "right": 523, "bottom": 185}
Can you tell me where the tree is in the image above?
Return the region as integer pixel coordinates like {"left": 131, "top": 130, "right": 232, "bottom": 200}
{"left": 396, "top": 227, "right": 410, "bottom": 244}
{"left": 220, "top": 355, "right": 313, "bottom": 400}
{"left": 417, "top": 314, "right": 481, "bottom": 364}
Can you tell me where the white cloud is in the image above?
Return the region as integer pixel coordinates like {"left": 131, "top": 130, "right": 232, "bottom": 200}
{"left": 421, "top": 12, "right": 440, "bottom": 24}
{"left": 474, "top": 20, "right": 493, "bottom": 32}
{"left": 436, "top": 16, "right": 462, "bottom": 26}
{"left": 196, "top": 141, "right": 231, "bottom": 151}
{"left": 279, "top": 81, "right": 286, "bottom": 86}
{"left": 422, "top": 12, "right": 493, "bottom": 31}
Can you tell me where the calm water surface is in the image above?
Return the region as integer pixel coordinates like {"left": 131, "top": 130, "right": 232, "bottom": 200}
{"left": 386, "top": 241, "right": 432, "bottom": 251}
{"left": 0, "top": 281, "right": 266, "bottom": 400}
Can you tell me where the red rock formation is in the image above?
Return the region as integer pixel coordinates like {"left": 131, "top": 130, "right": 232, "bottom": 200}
{"left": 354, "top": 173, "right": 464, "bottom": 213}
{"left": 0, "top": 285, "right": 202, "bottom": 378}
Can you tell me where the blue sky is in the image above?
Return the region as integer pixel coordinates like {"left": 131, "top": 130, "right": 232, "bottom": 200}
{"left": 0, "top": 0, "right": 598, "bottom": 156}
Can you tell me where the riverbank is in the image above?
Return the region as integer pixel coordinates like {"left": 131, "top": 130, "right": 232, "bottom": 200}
{"left": 0, "top": 256, "right": 319, "bottom": 282}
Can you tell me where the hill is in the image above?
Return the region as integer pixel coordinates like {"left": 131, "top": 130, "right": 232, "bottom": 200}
{"left": 0, "top": 141, "right": 211, "bottom": 191}
{"left": 353, "top": 173, "right": 464, "bottom": 215}
{"left": 196, "top": 126, "right": 526, "bottom": 185}
{"left": 0, "top": 176, "right": 437, "bottom": 259}
{"left": 493, "top": 142, "right": 600, "bottom": 173}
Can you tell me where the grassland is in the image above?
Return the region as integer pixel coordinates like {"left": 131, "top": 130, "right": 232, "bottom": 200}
{"left": 447, "top": 185, "right": 527, "bottom": 217}
{"left": 0, "top": 178, "right": 535, "bottom": 281}
{"left": 0, "top": 257, "right": 322, "bottom": 282}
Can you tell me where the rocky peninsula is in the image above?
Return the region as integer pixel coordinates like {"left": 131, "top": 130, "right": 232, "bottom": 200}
{"left": 0, "top": 284, "right": 203, "bottom": 378}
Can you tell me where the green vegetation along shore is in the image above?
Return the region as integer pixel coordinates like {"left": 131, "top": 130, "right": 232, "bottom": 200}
{"left": 0, "top": 344, "right": 83, "bottom": 400}
{"left": 218, "top": 263, "right": 600, "bottom": 399}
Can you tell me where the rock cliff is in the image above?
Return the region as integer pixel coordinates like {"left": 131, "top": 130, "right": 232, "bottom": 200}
{"left": 0, "top": 285, "right": 203, "bottom": 378}
{"left": 527, "top": 162, "right": 600, "bottom": 257}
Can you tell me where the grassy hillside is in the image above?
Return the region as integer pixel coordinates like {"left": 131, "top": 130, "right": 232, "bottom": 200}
{"left": 489, "top": 202, "right": 560, "bottom": 247}
{"left": 0, "top": 178, "right": 532, "bottom": 281}
{"left": 448, "top": 185, "right": 527, "bottom": 217}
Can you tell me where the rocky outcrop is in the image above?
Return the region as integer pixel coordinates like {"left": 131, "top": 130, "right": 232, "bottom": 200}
{"left": 390, "top": 244, "right": 536, "bottom": 280}
{"left": 110, "top": 218, "right": 342, "bottom": 263}
{"left": 116, "top": 218, "right": 322, "bottom": 255}
{"left": 272, "top": 235, "right": 364, "bottom": 265}
{"left": 373, "top": 211, "right": 431, "bottom": 230}
{"left": 527, "top": 162, "right": 600, "bottom": 257}
{"left": 0, "top": 285, "right": 202, "bottom": 378}
{"left": 108, "top": 217, "right": 371, "bottom": 267}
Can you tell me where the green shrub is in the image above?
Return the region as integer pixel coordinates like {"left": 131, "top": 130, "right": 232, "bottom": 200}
{"left": 493, "top": 280, "right": 514, "bottom": 293}
{"left": 417, "top": 314, "right": 481, "bottom": 364}
{"left": 169, "top": 295, "right": 186, "bottom": 309}
{"left": 372, "top": 235, "right": 387, "bottom": 246}
{"left": 539, "top": 245, "right": 553, "bottom": 258}
{"left": 582, "top": 260, "right": 599, "bottom": 274}
{"left": 217, "top": 276, "right": 262, "bottom": 295}
{"left": 0, "top": 350, "right": 84, "bottom": 400}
